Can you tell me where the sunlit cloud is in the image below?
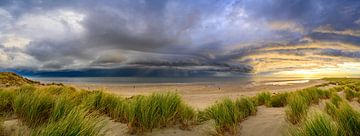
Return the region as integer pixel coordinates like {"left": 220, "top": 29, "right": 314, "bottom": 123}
{"left": 0, "top": 0, "right": 359, "bottom": 77}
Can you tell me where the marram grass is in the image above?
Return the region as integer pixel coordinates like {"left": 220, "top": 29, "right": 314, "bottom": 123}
{"left": 32, "top": 108, "right": 106, "bottom": 136}
{"left": 200, "top": 97, "right": 256, "bottom": 135}
{"left": 286, "top": 93, "right": 309, "bottom": 124}
{"left": 13, "top": 91, "right": 55, "bottom": 128}
{"left": 269, "top": 92, "right": 288, "bottom": 107}
{"left": 289, "top": 111, "right": 340, "bottom": 136}
{"left": 82, "top": 91, "right": 195, "bottom": 133}
{"left": 0, "top": 89, "right": 14, "bottom": 116}
{"left": 344, "top": 88, "right": 357, "bottom": 101}
{"left": 125, "top": 92, "right": 195, "bottom": 133}
{"left": 256, "top": 91, "right": 271, "bottom": 106}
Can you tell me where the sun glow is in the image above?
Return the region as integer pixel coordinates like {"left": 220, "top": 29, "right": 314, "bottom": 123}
{"left": 273, "top": 62, "right": 360, "bottom": 78}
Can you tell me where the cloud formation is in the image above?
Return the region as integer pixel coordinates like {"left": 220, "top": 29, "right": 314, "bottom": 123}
{"left": 0, "top": 0, "right": 360, "bottom": 76}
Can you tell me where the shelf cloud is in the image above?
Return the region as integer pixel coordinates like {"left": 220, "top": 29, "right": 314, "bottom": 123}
{"left": 0, "top": 0, "right": 360, "bottom": 76}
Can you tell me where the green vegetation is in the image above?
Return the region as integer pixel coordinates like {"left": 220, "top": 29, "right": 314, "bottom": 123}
{"left": 325, "top": 102, "right": 360, "bottom": 136}
{"left": 13, "top": 91, "right": 55, "bottom": 128}
{"left": 289, "top": 111, "right": 340, "bottom": 136}
{"left": 256, "top": 91, "right": 271, "bottom": 106}
{"left": 2, "top": 73, "right": 360, "bottom": 136}
{"left": 125, "top": 92, "right": 196, "bottom": 133}
{"left": 200, "top": 97, "right": 257, "bottom": 135}
{"left": 0, "top": 89, "right": 14, "bottom": 116}
{"left": 0, "top": 117, "right": 3, "bottom": 136}
{"left": 286, "top": 94, "right": 309, "bottom": 124}
{"left": 0, "top": 72, "right": 40, "bottom": 87}
{"left": 32, "top": 108, "right": 105, "bottom": 136}
{"left": 268, "top": 92, "right": 288, "bottom": 107}
{"left": 344, "top": 88, "right": 358, "bottom": 101}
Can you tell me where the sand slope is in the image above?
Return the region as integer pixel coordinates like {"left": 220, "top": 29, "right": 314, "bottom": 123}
{"left": 239, "top": 106, "right": 288, "bottom": 136}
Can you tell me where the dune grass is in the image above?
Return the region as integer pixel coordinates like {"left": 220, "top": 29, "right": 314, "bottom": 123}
{"left": 32, "top": 108, "right": 105, "bottom": 136}
{"left": 268, "top": 92, "right": 289, "bottom": 107}
{"left": 256, "top": 92, "right": 271, "bottom": 106}
{"left": 286, "top": 93, "right": 309, "bottom": 124}
{"left": 0, "top": 89, "right": 14, "bottom": 116}
{"left": 200, "top": 97, "right": 257, "bottom": 135}
{"left": 201, "top": 98, "right": 239, "bottom": 134}
{"left": 328, "top": 103, "right": 360, "bottom": 136}
{"left": 50, "top": 95, "right": 78, "bottom": 122}
{"left": 13, "top": 91, "right": 55, "bottom": 128}
{"left": 235, "top": 97, "right": 257, "bottom": 118}
{"left": 125, "top": 92, "right": 195, "bottom": 133}
{"left": 0, "top": 117, "right": 3, "bottom": 136}
{"left": 289, "top": 111, "right": 340, "bottom": 136}
{"left": 344, "top": 88, "right": 358, "bottom": 101}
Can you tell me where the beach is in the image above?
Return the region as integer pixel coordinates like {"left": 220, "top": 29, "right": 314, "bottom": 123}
{"left": 68, "top": 79, "right": 326, "bottom": 109}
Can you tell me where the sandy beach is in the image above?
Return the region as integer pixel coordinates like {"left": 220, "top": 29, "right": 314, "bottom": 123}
{"left": 68, "top": 79, "right": 327, "bottom": 109}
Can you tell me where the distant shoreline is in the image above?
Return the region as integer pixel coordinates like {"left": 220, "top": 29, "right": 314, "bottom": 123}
{"left": 67, "top": 79, "right": 327, "bottom": 109}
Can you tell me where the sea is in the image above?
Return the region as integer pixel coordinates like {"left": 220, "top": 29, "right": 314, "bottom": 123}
{"left": 28, "top": 76, "right": 320, "bottom": 85}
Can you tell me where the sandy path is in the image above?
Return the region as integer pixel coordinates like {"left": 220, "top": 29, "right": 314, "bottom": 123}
{"left": 239, "top": 106, "right": 288, "bottom": 136}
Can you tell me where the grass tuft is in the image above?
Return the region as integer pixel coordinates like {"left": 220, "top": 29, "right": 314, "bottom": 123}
{"left": 124, "top": 92, "right": 194, "bottom": 133}
{"left": 202, "top": 98, "right": 239, "bottom": 134}
{"left": 289, "top": 111, "right": 339, "bottom": 136}
{"left": 286, "top": 94, "right": 309, "bottom": 124}
{"left": 269, "top": 93, "right": 288, "bottom": 107}
{"left": 13, "top": 91, "right": 55, "bottom": 128}
{"left": 0, "top": 90, "right": 15, "bottom": 116}
{"left": 201, "top": 97, "right": 257, "bottom": 135}
{"left": 32, "top": 108, "right": 105, "bottom": 136}
{"left": 344, "top": 88, "right": 357, "bottom": 101}
{"left": 256, "top": 92, "right": 271, "bottom": 106}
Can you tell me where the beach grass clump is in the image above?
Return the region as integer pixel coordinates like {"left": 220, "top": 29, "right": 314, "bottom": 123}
{"left": 269, "top": 92, "right": 289, "bottom": 107}
{"left": 200, "top": 97, "right": 256, "bottom": 135}
{"left": 332, "top": 103, "right": 360, "bottom": 136}
{"left": 330, "top": 93, "right": 343, "bottom": 107}
{"left": 41, "top": 86, "right": 76, "bottom": 96}
{"left": 50, "top": 95, "right": 78, "bottom": 122}
{"left": 235, "top": 97, "right": 257, "bottom": 119}
{"left": 83, "top": 91, "right": 123, "bottom": 116}
{"left": 256, "top": 92, "right": 271, "bottom": 106}
{"left": 82, "top": 91, "right": 133, "bottom": 124}
{"left": 0, "top": 117, "right": 3, "bottom": 135}
{"left": 286, "top": 94, "right": 309, "bottom": 124}
{"left": 325, "top": 98, "right": 360, "bottom": 136}
{"left": 13, "top": 91, "right": 55, "bottom": 128}
{"left": 178, "top": 103, "right": 196, "bottom": 127}
{"left": 125, "top": 92, "right": 195, "bottom": 133}
{"left": 0, "top": 89, "right": 15, "bottom": 116}
{"left": 289, "top": 111, "right": 340, "bottom": 136}
{"left": 297, "top": 87, "right": 328, "bottom": 104}
{"left": 344, "top": 88, "right": 357, "bottom": 101}
{"left": 32, "top": 108, "right": 105, "bottom": 136}
{"left": 201, "top": 98, "right": 239, "bottom": 134}
{"left": 16, "top": 84, "right": 36, "bottom": 94}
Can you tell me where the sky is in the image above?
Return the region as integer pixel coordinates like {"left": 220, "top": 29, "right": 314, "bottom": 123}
{"left": 0, "top": 0, "right": 360, "bottom": 77}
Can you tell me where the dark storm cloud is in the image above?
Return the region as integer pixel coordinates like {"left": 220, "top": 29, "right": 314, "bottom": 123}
{"left": 319, "top": 49, "right": 360, "bottom": 58}
{"left": 1, "top": 0, "right": 360, "bottom": 76}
